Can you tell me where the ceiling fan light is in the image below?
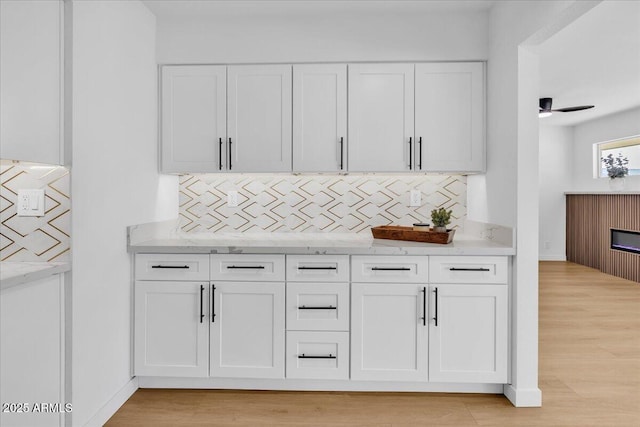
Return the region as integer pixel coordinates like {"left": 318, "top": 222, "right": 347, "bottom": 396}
{"left": 539, "top": 111, "right": 552, "bottom": 118}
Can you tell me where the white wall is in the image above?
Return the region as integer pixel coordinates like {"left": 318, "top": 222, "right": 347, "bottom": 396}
{"left": 153, "top": 2, "right": 488, "bottom": 63}
{"left": 539, "top": 125, "right": 573, "bottom": 260}
{"left": 572, "top": 106, "right": 640, "bottom": 191}
{"left": 71, "top": 1, "right": 177, "bottom": 426}
{"left": 467, "top": 0, "right": 599, "bottom": 407}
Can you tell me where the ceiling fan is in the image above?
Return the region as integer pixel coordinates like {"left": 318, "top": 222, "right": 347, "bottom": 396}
{"left": 539, "top": 97, "right": 594, "bottom": 118}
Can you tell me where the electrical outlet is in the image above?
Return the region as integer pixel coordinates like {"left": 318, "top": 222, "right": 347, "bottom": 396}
{"left": 227, "top": 190, "right": 239, "bottom": 207}
{"left": 544, "top": 241, "right": 551, "bottom": 250}
{"left": 410, "top": 190, "right": 421, "bottom": 207}
{"left": 16, "top": 189, "right": 45, "bottom": 217}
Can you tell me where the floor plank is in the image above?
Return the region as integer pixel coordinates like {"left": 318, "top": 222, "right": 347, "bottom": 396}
{"left": 106, "top": 261, "right": 640, "bottom": 426}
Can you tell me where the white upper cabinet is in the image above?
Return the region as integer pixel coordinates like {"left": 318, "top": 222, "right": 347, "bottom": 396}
{"left": 161, "top": 66, "right": 227, "bottom": 173}
{"left": 228, "top": 65, "right": 292, "bottom": 172}
{"left": 415, "top": 62, "right": 485, "bottom": 172}
{"left": 348, "top": 64, "right": 415, "bottom": 172}
{"left": 293, "top": 64, "right": 347, "bottom": 172}
{"left": 0, "top": 0, "right": 62, "bottom": 165}
{"left": 158, "top": 62, "right": 485, "bottom": 174}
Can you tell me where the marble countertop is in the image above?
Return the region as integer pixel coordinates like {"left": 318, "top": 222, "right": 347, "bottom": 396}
{"left": 1, "top": 261, "right": 70, "bottom": 290}
{"left": 128, "top": 232, "right": 515, "bottom": 256}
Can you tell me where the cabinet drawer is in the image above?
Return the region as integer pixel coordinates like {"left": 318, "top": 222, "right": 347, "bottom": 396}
{"left": 211, "top": 255, "right": 285, "bottom": 281}
{"left": 429, "top": 256, "right": 508, "bottom": 284}
{"left": 351, "top": 256, "right": 428, "bottom": 283}
{"left": 135, "top": 254, "right": 209, "bottom": 281}
{"left": 286, "top": 331, "right": 349, "bottom": 380}
{"left": 286, "top": 283, "right": 349, "bottom": 331}
{"left": 286, "top": 255, "right": 349, "bottom": 282}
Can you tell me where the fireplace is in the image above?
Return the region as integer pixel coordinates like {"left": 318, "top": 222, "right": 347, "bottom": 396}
{"left": 610, "top": 229, "right": 640, "bottom": 255}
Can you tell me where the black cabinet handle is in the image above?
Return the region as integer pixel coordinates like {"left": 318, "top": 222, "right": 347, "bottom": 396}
{"left": 433, "top": 287, "right": 438, "bottom": 327}
{"left": 408, "top": 137, "right": 413, "bottom": 170}
{"left": 297, "top": 266, "right": 337, "bottom": 270}
{"left": 449, "top": 267, "right": 491, "bottom": 272}
{"left": 211, "top": 284, "right": 216, "bottom": 323}
{"left": 371, "top": 267, "right": 411, "bottom": 271}
{"left": 418, "top": 136, "right": 423, "bottom": 170}
{"left": 199, "top": 285, "right": 204, "bottom": 323}
{"left": 228, "top": 137, "right": 232, "bottom": 170}
{"left": 339, "top": 136, "right": 344, "bottom": 170}
{"left": 219, "top": 137, "right": 223, "bottom": 170}
{"left": 298, "top": 354, "right": 336, "bottom": 359}
{"left": 298, "top": 305, "right": 336, "bottom": 310}
{"left": 421, "top": 287, "right": 426, "bottom": 326}
{"left": 226, "top": 265, "right": 265, "bottom": 269}
{"left": 151, "top": 265, "right": 189, "bottom": 269}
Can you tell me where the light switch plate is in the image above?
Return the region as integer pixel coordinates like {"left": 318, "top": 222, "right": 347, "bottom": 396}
{"left": 16, "top": 189, "right": 45, "bottom": 217}
{"left": 410, "top": 190, "right": 421, "bottom": 207}
{"left": 227, "top": 190, "right": 239, "bottom": 207}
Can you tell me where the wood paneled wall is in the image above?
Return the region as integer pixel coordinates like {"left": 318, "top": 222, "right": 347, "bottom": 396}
{"left": 566, "top": 194, "right": 640, "bottom": 283}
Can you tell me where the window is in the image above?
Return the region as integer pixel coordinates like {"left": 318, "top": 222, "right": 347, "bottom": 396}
{"left": 595, "top": 136, "right": 640, "bottom": 178}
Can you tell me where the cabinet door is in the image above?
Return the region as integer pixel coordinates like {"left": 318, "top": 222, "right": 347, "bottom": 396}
{"left": 211, "top": 282, "right": 285, "bottom": 378}
{"left": 161, "top": 65, "right": 227, "bottom": 173}
{"left": 134, "top": 281, "right": 209, "bottom": 377}
{"left": 228, "top": 65, "right": 292, "bottom": 172}
{"left": 293, "top": 64, "right": 347, "bottom": 172}
{"left": 0, "top": 0, "right": 62, "bottom": 165}
{"left": 1, "top": 276, "right": 63, "bottom": 427}
{"left": 429, "top": 284, "right": 508, "bottom": 383}
{"left": 348, "top": 64, "right": 414, "bottom": 172}
{"left": 351, "top": 283, "right": 427, "bottom": 381}
{"left": 415, "top": 62, "right": 484, "bottom": 172}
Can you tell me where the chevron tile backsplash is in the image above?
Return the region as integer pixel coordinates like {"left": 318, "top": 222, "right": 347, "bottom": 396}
{"left": 179, "top": 174, "right": 466, "bottom": 233}
{"left": 0, "top": 160, "right": 70, "bottom": 261}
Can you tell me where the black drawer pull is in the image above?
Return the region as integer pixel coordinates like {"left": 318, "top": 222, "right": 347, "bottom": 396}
{"left": 433, "top": 287, "right": 439, "bottom": 327}
{"left": 199, "top": 285, "right": 204, "bottom": 323}
{"left": 226, "top": 265, "right": 265, "bottom": 269}
{"left": 298, "top": 354, "right": 336, "bottom": 359}
{"left": 421, "top": 287, "right": 426, "bottom": 326}
{"left": 298, "top": 266, "right": 337, "bottom": 270}
{"left": 151, "top": 265, "right": 189, "bottom": 269}
{"left": 449, "top": 267, "right": 491, "bottom": 272}
{"left": 371, "top": 267, "right": 411, "bottom": 271}
{"left": 219, "top": 137, "right": 223, "bottom": 170}
{"left": 298, "top": 305, "right": 336, "bottom": 310}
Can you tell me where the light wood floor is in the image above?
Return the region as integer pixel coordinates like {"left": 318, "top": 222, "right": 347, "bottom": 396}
{"left": 106, "top": 262, "right": 640, "bottom": 426}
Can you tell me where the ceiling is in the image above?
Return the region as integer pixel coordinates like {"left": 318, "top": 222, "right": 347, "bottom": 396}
{"left": 537, "top": 0, "right": 640, "bottom": 127}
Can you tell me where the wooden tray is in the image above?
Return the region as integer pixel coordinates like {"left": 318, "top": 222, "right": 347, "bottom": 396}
{"left": 371, "top": 225, "right": 455, "bottom": 244}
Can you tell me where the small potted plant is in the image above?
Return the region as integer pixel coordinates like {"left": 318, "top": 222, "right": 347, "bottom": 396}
{"left": 431, "top": 207, "right": 452, "bottom": 233}
{"left": 601, "top": 153, "right": 629, "bottom": 191}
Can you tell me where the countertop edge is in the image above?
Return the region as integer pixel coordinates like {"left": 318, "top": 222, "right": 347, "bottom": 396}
{"left": 127, "top": 242, "right": 515, "bottom": 256}
{"left": 1, "top": 262, "right": 71, "bottom": 291}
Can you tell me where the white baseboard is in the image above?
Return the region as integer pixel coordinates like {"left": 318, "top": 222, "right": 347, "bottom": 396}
{"left": 138, "top": 376, "right": 503, "bottom": 394}
{"left": 84, "top": 377, "right": 139, "bottom": 427}
{"left": 504, "top": 384, "right": 542, "bottom": 407}
{"left": 538, "top": 254, "right": 566, "bottom": 261}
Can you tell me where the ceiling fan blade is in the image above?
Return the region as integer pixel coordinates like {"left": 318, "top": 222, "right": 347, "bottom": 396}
{"left": 553, "top": 105, "right": 595, "bottom": 112}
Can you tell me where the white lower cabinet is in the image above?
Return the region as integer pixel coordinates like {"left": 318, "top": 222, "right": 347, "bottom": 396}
{"left": 428, "top": 284, "right": 508, "bottom": 383}
{"left": 133, "top": 253, "right": 510, "bottom": 390}
{"left": 286, "top": 331, "right": 349, "bottom": 380}
{"left": 210, "top": 281, "right": 285, "bottom": 378}
{"left": 134, "top": 281, "right": 210, "bottom": 377}
{"left": 351, "top": 283, "right": 428, "bottom": 382}
{"left": 1, "top": 275, "right": 65, "bottom": 427}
